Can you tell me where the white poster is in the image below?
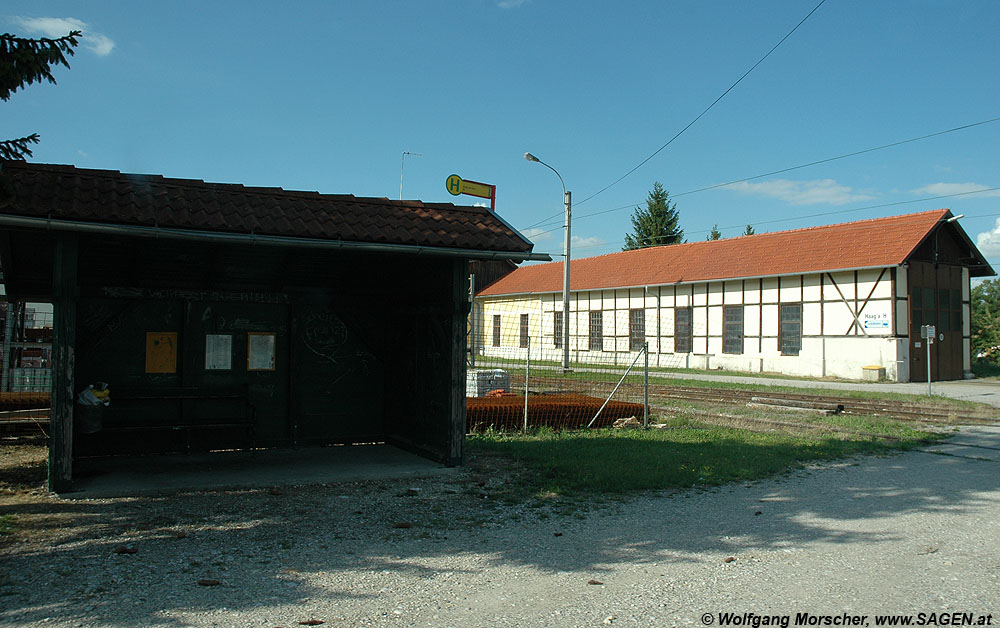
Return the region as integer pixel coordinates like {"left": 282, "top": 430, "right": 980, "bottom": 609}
{"left": 248, "top": 333, "right": 276, "bottom": 371}
{"left": 205, "top": 334, "right": 232, "bottom": 370}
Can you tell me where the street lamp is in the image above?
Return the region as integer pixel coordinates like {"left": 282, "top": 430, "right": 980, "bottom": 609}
{"left": 933, "top": 213, "right": 964, "bottom": 264}
{"left": 524, "top": 152, "right": 572, "bottom": 371}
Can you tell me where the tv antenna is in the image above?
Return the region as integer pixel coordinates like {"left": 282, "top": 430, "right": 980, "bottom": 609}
{"left": 400, "top": 151, "right": 423, "bottom": 200}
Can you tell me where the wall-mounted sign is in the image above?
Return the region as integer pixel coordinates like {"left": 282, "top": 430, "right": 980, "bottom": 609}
{"left": 145, "top": 332, "right": 178, "bottom": 374}
{"left": 205, "top": 334, "right": 232, "bottom": 370}
{"left": 446, "top": 174, "right": 496, "bottom": 211}
{"left": 248, "top": 332, "right": 276, "bottom": 371}
{"left": 862, "top": 312, "right": 890, "bottom": 330}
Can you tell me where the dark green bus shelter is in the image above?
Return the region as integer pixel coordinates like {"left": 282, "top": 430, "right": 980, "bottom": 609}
{"left": 0, "top": 161, "right": 546, "bottom": 492}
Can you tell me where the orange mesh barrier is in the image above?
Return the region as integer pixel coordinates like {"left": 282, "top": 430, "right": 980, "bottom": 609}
{"left": 467, "top": 393, "right": 643, "bottom": 432}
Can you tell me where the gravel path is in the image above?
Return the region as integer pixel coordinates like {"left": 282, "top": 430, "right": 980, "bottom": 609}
{"left": 2, "top": 426, "right": 998, "bottom": 628}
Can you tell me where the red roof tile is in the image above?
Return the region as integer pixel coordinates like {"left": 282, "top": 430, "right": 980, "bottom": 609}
{"left": 479, "top": 210, "right": 978, "bottom": 296}
{"left": 0, "top": 161, "right": 538, "bottom": 257}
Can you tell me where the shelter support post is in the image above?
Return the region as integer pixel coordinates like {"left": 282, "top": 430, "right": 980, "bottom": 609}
{"left": 448, "top": 259, "right": 470, "bottom": 465}
{"left": 50, "top": 234, "right": 79, "bottom": 492}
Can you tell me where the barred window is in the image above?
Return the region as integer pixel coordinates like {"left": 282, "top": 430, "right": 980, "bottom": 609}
{"left": 553, "top": 311, "right": 564, "bottom": 348}
{"left": 674, "top": 307, "right": 692, "bottom": 353}
{"left": 519, "top": 313, "right": 529, "bottom": 348}
{"left": 589, "top": 311, "right": 603, "bottom": 351}
{"left": 779, "top": 304, "right": 802, "bottom": 356}
{"left": 723, "top": 305, "right": 743, "bottom": 354}
{"left": 492, "top": 315, "right": 501, "bottom": 347}
{"left": 629, "top": 309, "right": 645, "bottom": 351}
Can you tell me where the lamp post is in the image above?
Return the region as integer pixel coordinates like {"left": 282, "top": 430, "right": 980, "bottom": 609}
{"left": 524, "top": 152, "right": 572, "bottom": 371}
{"left": 933, "top": 213, "right": 964, "bottom": 264}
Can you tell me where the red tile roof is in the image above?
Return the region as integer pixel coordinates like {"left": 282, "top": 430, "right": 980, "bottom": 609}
{"left": 0, "top": 161, "right": 538, "bottom": 257}
{"left": 479, "top": 210, "right": 973, "bottom": 296}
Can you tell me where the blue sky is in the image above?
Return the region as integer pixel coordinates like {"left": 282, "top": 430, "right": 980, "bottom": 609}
{"left": 4, "top": 1, "right": 999, "bottom": 268}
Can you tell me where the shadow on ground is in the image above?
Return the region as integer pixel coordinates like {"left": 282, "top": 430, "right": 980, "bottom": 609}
{"left": 0, "top": 428, "right": 997, "bottom": 626}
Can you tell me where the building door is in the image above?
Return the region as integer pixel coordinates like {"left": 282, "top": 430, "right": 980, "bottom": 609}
{"left": 908, "top": 262, "right": 964, "bottom": 382}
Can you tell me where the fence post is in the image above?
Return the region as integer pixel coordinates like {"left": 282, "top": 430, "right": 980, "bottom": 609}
{"left": 523, "top": 335, "right": 530, "bottom": 431}
{"left": 644, "top": 342, "right": 649, "bottom": 429}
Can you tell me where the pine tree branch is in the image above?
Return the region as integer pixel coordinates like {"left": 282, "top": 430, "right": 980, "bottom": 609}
{"left": 0, "top": 134, "right": 40, "bottom": 160}
{"left": 0, "top": 30, "right": 81, "bottom": 101}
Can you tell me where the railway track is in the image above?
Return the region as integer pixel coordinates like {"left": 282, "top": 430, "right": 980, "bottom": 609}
{"left": 520, "top": 374, "right": 1000, "bottom": 426}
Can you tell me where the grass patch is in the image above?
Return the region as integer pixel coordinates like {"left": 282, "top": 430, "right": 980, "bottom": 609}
{"left": 467, "top": 419, "right": 935, "bottom": 500}
{"left": 0, "top": 513, "right": 15, "bottom": 536}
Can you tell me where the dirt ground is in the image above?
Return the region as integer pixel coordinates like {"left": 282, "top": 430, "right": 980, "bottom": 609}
{"left": 3, "top": 430, "right": 1000, "bottom": 627}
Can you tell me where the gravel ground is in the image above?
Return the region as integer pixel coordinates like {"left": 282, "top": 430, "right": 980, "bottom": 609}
{"left": 1, "top": 427, "right": 998, "bottom": 628}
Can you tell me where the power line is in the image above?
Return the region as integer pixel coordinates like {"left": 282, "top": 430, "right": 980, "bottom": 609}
{"left": 673, "top": 116, "right": 1000, "bottom": 199}
{"left": 521, "top": 114, "right": 1000, "bottom": 235}
{"left": 518, "top": 114, "right": 1000, "bottom": 234}
{"left": 574, "top": 0, "right": 827, "bottom": 207}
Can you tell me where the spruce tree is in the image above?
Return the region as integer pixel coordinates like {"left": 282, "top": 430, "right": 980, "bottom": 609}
{"left": 744, "top": 224, "right": 756, "bottom": 236}
{"left": 623, "top": 182, "right": 683, "bottom": 250}
{"left": 1, "top": 30, "right": 80, "bottom": 160}
{"left": 707, "top": 224, "right": 722, "bottom": 240}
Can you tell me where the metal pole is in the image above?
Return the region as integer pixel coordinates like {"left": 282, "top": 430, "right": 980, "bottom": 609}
{"left": 927, "top": 338, "right": 932, "bottom": 396}
{"left": 523, "top": 335, "right": 530, "bottom": 431}
{"left": 469, "top": 274, "right": 476, "bottom": 368}
{"left": 562, "top": 190, "right": 572, "bottom": 371}
{"left": 644, "top": 342, "right": 649, "bottom": 429}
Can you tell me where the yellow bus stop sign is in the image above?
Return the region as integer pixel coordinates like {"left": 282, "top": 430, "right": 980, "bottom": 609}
{"left": 446, "top": 174, "right": 494, "bottom": 199}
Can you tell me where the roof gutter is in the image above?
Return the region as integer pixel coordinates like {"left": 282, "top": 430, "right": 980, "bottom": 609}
{"left": 0, "top": 214, "right": 552, "bottom": 262}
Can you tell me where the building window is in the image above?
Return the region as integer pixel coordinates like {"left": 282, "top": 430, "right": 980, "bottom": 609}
{"left": 492, "top": 315, "right": 501, "bottom": 347}
{"left": 553, "top": 311, "right": 564, "bottom": 348}
{"left": 520, "top": 313, "right": 529, "bottom": 348}
{"left": 780, "top": 303, "right": 802, "bottom": 356}
{"left": 629, "top": 309, "right": 645, "bottom": 351}
{"left": 723, "top": 305, "right": 743, "bottom": 354}
{"left": 589, "top": 311, "right": 603, "bottom": 351}
{"left": 674, "top": 307, "right": 692, "bottom": 353}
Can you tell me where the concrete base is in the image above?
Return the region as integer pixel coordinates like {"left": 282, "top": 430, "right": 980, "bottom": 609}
{"left": 66, "top": 443, "right": 456, "bottom": 499}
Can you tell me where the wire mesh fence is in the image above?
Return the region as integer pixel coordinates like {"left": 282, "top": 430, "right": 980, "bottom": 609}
{"left": 1, "top": 301, "right": 54, "bottom": 394}
{"left": 467, "top": 298, "right": 649, "bottom": 432}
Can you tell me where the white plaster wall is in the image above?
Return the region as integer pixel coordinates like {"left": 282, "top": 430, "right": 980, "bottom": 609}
{"left": 822, "top": 337, "right": 902, "bottom": 380}
{"left": 615, "top": 289, "right": 629, "bottom": 311}
{"left": 744, "top": 304, "right": 762, "bottom": 337}
{"left": 803, "top": 274, "right": 822, "bottom": 302}
{"left": 761, "top": 278, "right": 779, "bottom": 304}
{"left": 708, "top": 283, "right": 724, "bottom": 306}
{"left": 723, "top": 281, "right": 742, "bottom": 304}
{"left": 779, "top": 277, "right": 802, "bottom": 303}
{"left": 803, "top": 302, "right": 822, "bottom": 336}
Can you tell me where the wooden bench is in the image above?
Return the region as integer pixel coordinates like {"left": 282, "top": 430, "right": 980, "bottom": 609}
{"left": 100, "top": 385, "right": 257, "bottom": 453}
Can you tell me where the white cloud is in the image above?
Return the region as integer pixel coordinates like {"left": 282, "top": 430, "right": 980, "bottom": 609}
{"left": 498, "top": 0, "right": 530, "bottom": 7}
{"left": 912, "top": 182, "right": 1000, "bottom": 198}
{"left": 976, "top": 218, "right": 1000, "bottom": 258}
{"left": 521, "top": 227, "right": 554, "bottom": 242}
{"left": 12, "top": 16, "right": 115, "bottom": 56}
{"left": 730, "top": 178, "right": 874, "bottom": 206}
{"left": 572, "top": 235, "right": 604, "bottom": 248}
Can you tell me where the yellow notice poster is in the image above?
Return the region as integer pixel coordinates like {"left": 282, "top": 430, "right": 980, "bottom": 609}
{"left": 145, "top": 332, "right": 178, "bottom": 373}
